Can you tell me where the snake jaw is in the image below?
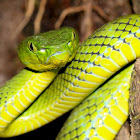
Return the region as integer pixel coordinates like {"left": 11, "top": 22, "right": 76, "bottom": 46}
{"left": 48, "top": 51, "right": 70, "bottom": 68}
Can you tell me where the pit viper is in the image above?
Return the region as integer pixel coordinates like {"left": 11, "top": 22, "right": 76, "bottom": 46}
{"left": 0, "top": 14, "right": 140, "bottom": 139}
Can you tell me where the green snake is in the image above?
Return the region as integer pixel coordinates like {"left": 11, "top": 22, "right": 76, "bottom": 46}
{"left": 0, "top": 14, "right": 140, "bottom": 139}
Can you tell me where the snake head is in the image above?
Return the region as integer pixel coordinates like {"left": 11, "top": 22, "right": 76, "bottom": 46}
{"left": 18, "top": 27, "right": 79, "bottom": 71}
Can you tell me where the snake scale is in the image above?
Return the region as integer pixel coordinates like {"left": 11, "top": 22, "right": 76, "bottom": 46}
{"left": 0, "top": 14, "right": 140, "bottom": 139}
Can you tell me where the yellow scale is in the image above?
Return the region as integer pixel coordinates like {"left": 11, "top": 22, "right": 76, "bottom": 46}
{"left": 0, "top": 70, "right": 57, "bottom": 136}
{"left": 1, "top": 14, "right": 140, "bottom": 139}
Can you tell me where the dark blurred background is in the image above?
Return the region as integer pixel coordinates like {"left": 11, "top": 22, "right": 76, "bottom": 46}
{"left": 0, "top": 0, "right": 138, "bottom": 139}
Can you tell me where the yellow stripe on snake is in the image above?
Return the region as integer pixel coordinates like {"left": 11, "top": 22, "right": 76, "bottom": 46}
{"left": 0, "top": 14, "right": 140, "bottom": 139}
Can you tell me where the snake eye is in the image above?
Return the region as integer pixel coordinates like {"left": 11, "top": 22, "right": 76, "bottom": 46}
{"left": 72, "top": 31, "right": 76, "bottom": 41}
{"left": 28, "top": 42, "right": 37, "bottom": 52}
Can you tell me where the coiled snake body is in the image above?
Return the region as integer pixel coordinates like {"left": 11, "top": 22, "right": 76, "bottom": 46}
{"left": 0, "top": 14, "right": 140, "bottom": 139}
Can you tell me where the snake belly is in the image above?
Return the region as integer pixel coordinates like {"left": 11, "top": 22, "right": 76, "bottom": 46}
{"left": 56, "top": 63, "right": 133, "bottom": 140}
{"left": 0, "top": 69, "right": 57, "bottom": 137}
{"left": 1, "top": 14, "right": 140, "bottom": 138}
{"left": 56, "top": 14, "right": 140, "bottom": 140}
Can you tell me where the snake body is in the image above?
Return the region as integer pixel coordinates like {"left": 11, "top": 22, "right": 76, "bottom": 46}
{"left": 0, "top": 14, "right": 140, "bottom": 139}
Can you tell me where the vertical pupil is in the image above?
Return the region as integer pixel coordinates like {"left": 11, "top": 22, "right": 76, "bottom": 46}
{"left": 30, "top": 43, "right": 34, "bottom": 51}
{"left": 73, "top": 32, "right": 76, "bottom": 39}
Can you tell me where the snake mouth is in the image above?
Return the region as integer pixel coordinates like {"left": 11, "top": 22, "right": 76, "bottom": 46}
{"left": 23, "top": 51, "right": 71, "bottom": 71}
{"left": 46, "top": 51, "right": 71, "bottom": 68}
